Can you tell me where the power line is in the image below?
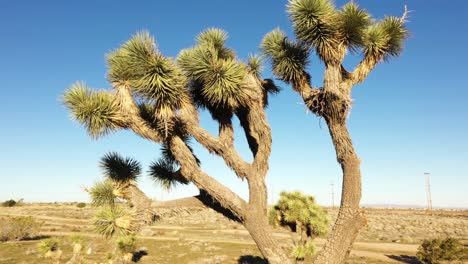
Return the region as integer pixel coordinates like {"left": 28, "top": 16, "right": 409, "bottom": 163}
{"left": 425, "top": 172, "right": 432, "bottom": 211}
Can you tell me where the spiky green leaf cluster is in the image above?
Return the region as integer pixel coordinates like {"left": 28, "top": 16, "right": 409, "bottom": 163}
{"left": 115, "top": 235, "right": 136, "bottom": 254}
{"left": 269, "top": 191, "right": 328, "bottom": 237}
{"left": 100, "top": 152, "right": 141, "bottom": 182}
{"left": 364, "top": 16, "right": 408, "bottom": 60}
{"left": 247, "top": 55, "right": 263, "bottom": 77}
{"left": 288, "top": 0, "right": 338, "bottom": 61}
{"left": 337, "top": 2, "right": 372, "bottom": 51}
{"left": 149, "top": 159, "right": 188, "bottom": 191}
{"left": 261, "top": 29, "right": 310, "bottom": 84}
{"left": 63, "top": 82, "right": 122, "bottom": 138}
{"left": 89, "top": 180, "right": 117, "bottom": 207}
{"left": 178, "top": 28, "right": 249, "bottom": 114}
{"left": 93, "top": 206, "right": 136, "bottom": 238}
{"left": 284, "top": 0, "right": 408, "bottom": 63}
{"left": 107, "top": 31, "right": 189, "bottom": 115}
{"left": 37, "top": 238, "right": 59, "bottom": 254}
{"left": 292, "top": 241, "right": 316, "bottom": 260}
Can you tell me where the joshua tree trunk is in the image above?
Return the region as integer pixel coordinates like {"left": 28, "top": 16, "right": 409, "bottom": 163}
{"left": 313, "top": 120, "right": 366, "bottom": 263}
{"left": 126, "top": 183, "right": 158, "bottom": 224}
{"left": 244, "top": 211, "right": 290, "bottom": 263}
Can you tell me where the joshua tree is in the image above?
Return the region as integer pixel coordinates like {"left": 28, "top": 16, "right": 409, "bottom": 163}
{"left": 64, "top": 29, "right": 289, "bottom": 262}
{"left": 269, "top": 191, "right": 328, "bottom": 261}
{"left": 261, "top": 0, "right": 409, "bottom": 262}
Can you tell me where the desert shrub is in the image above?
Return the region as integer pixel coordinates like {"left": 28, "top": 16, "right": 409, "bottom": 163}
{"left": 2, "top": 199, "right": 17, "bottom": 207}
{"left": 291, "top": 241, "right": 315, "bottom": 261}
{"left": 0, "top": 216, "right": 43, "bottom": 242}
{"left": 38, "top": 238, "right": 59, "bottom": 254}
{"left": 417, "top": 237, "right": 468, "bottom": 264}
{"left": 76, "top": 202, "right": 86, "bottom": 208}
{"left": 116, "top": 235, "right": 136, "bottom": 254}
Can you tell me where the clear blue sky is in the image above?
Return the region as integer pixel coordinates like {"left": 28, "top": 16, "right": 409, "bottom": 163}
{"left": 1, "top": 0, "right": 467, "bottom": 208}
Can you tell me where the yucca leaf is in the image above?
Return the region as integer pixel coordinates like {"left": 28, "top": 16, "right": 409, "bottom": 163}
{"left": 287, "top": 0, "right": 339, "bottom": 61}
{"left": 149, "top": 159, "right": 189, "bottom": 191}
{"left": 261, "top": 29, "right": 310, "bottom": 84}
{"left": 93, "top": 206, "right": 137, "bottom": 238}
{"left": 106, "top": 31, "right": 189, "bottom": 115}
{"left": 337, "top": 2, "right": 372, "bottom": 51}
{"left": 89, "top": 180, "right": 117, "bottom": 207}
{"left": 100, "top": 152, "right": 142, "bottom": 182}
{"left": 63, "top": 82, "right": 122, "bottom": 138}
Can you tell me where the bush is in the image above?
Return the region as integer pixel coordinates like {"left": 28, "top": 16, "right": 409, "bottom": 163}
{"left": 76, "top": 202, "right": 86, "bottom": 208}
{"left": 2, "top": 199, "right": 16, "bottom": 207}
{"left": 417, "top": 237, "right": 468, "bottom": 264}
{"left": 0, "top": 216, "right": 43, "bottom": 242}
{"left": 37, "top": 238, "right": 59, "bottom": 254}
{"left": 116, "top": 235, "right": 136, "bottom": 254}
{"left": 291, "top": 241, "right": 315, "bottom": 261}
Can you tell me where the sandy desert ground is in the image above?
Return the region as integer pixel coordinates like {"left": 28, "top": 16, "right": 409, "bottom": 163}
{"left": 0, "top": 203, "right": 467, "bottom": 263}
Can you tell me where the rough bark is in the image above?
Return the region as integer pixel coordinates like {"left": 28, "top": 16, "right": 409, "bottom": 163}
{"left": 313, "top": 120, "right": 366, "bottom": 264}
{"left": 290, "top": 64, "right": 366, "bottom": 263}
{"left": 126, "top": 183, "right": 158, "bottom": 224}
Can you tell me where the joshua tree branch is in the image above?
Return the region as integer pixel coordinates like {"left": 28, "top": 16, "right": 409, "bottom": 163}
{"left": 114, "top": 84, "right": 163, "bottom": 143}
{"left": 348, "top": 55, "right": 380, "bottom": 86}
{"left": 169, "top": 135, "right": 248, "bottom": 220}
{"left": 179, "top": 104, "right": 251, "bottom": 179}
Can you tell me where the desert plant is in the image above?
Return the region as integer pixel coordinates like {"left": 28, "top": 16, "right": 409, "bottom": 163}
{"left": 2, "top": 199, "right": 17, "bottom": 207}
{"left": 38, "top": 237, "right": 60, "bottom": 254}
{"left": 94, "top": 206, "right": 138, "bottom": 238}
{"left": 417, "top": 238, "right": 468, "bottom": 264}
{"left": 261, "top": 0, "right": 409, "bottom": 262}
{"left": 76, "top": 202, "right": 86, "bottom": 208}
{"left": 116, "top": 235, "right": 136, "bottom": 254}
{"left": 88, "top": 179, "right": 118, "bottom": 207}
{"left": 64, "top": 28, "right": 288, "bottom": 262}
{"left": 291, "top": 241, "right": 315, "bottom": 262}
{"left": 269, "top": 191, "right": 326, "bottom": 261}
{"left": 0, "top": 216, "right": 43, "bottom": 242}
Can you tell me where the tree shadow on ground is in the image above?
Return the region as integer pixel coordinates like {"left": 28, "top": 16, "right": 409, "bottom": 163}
{"left": 237, "top": 255, "right": 268, "bottom": 264}
{"left": 22, "top": 235, "right": 50, "bottom": 241}
{"left": 385, "top": 254, "right": 421, "bottom": 264}
{"left": 132, "top": 250, "right": 148, "bottom": 262}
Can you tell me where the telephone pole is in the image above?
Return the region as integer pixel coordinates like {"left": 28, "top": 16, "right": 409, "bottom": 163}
{"left": 330, "top": 181, "right": 335, "bottom": 209}
{"left": 425, "top": 172, "right": 432, "bottom": 211}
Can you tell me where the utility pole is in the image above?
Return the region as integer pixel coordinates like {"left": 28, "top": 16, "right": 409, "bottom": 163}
{"left": 330, "top": 181, "right": 335, "bottom": 209}
{"left": 425, "top": 172, "right": 432, "bottom": 211}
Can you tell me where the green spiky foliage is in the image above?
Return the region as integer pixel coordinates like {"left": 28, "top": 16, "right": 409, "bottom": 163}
{"left": 89, "top": 180, "right": 117, "bottom": 207}
{"left": 269, "top": 191, "right": 328, "bottom": 238}
{"left": 264, "top": 0, "right": 408, "bottom": 65}
{"left": 93, "top": 206, "right": 137, "bottom": 238}
{"left": 148, "top": 159, "right": 189, "bottom": 191}
{"left": 247, "top": 54, "right": 263, "bottom": 77}
{"left": 106, "top": 31, "right": 189, "bottom": 119}
{"left": 337, "top": 2, "right": 372, "bottom": 52}
{"left": 63, "top": 82, "right": 122, "bottom": 138}
{"left": 292, "top": 241, "right": 316, "bottom": 260}
{"left": 115, "top": 235, "right": 136, "bottom": 254}
{"left": 261, "top": 29, "right": 310, "bottom": 84}
{"left": 37, "top": 238, "right": 59, "bottom": 254}
{"left": 100, "top": 152, "right": 142, "bottom": 183}
{"left": 177, "top": 28, "right": 250, "bottom": 120}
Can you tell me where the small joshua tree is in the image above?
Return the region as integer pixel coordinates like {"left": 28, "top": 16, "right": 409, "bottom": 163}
{"left": 261, "top": 0, "right": 409, "bottom": 262}
{"left": 269, "top": 191, "right": 328, "bottom": 261}
{"left": 64, "top": 29, "right": 288, "bottom": 262}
